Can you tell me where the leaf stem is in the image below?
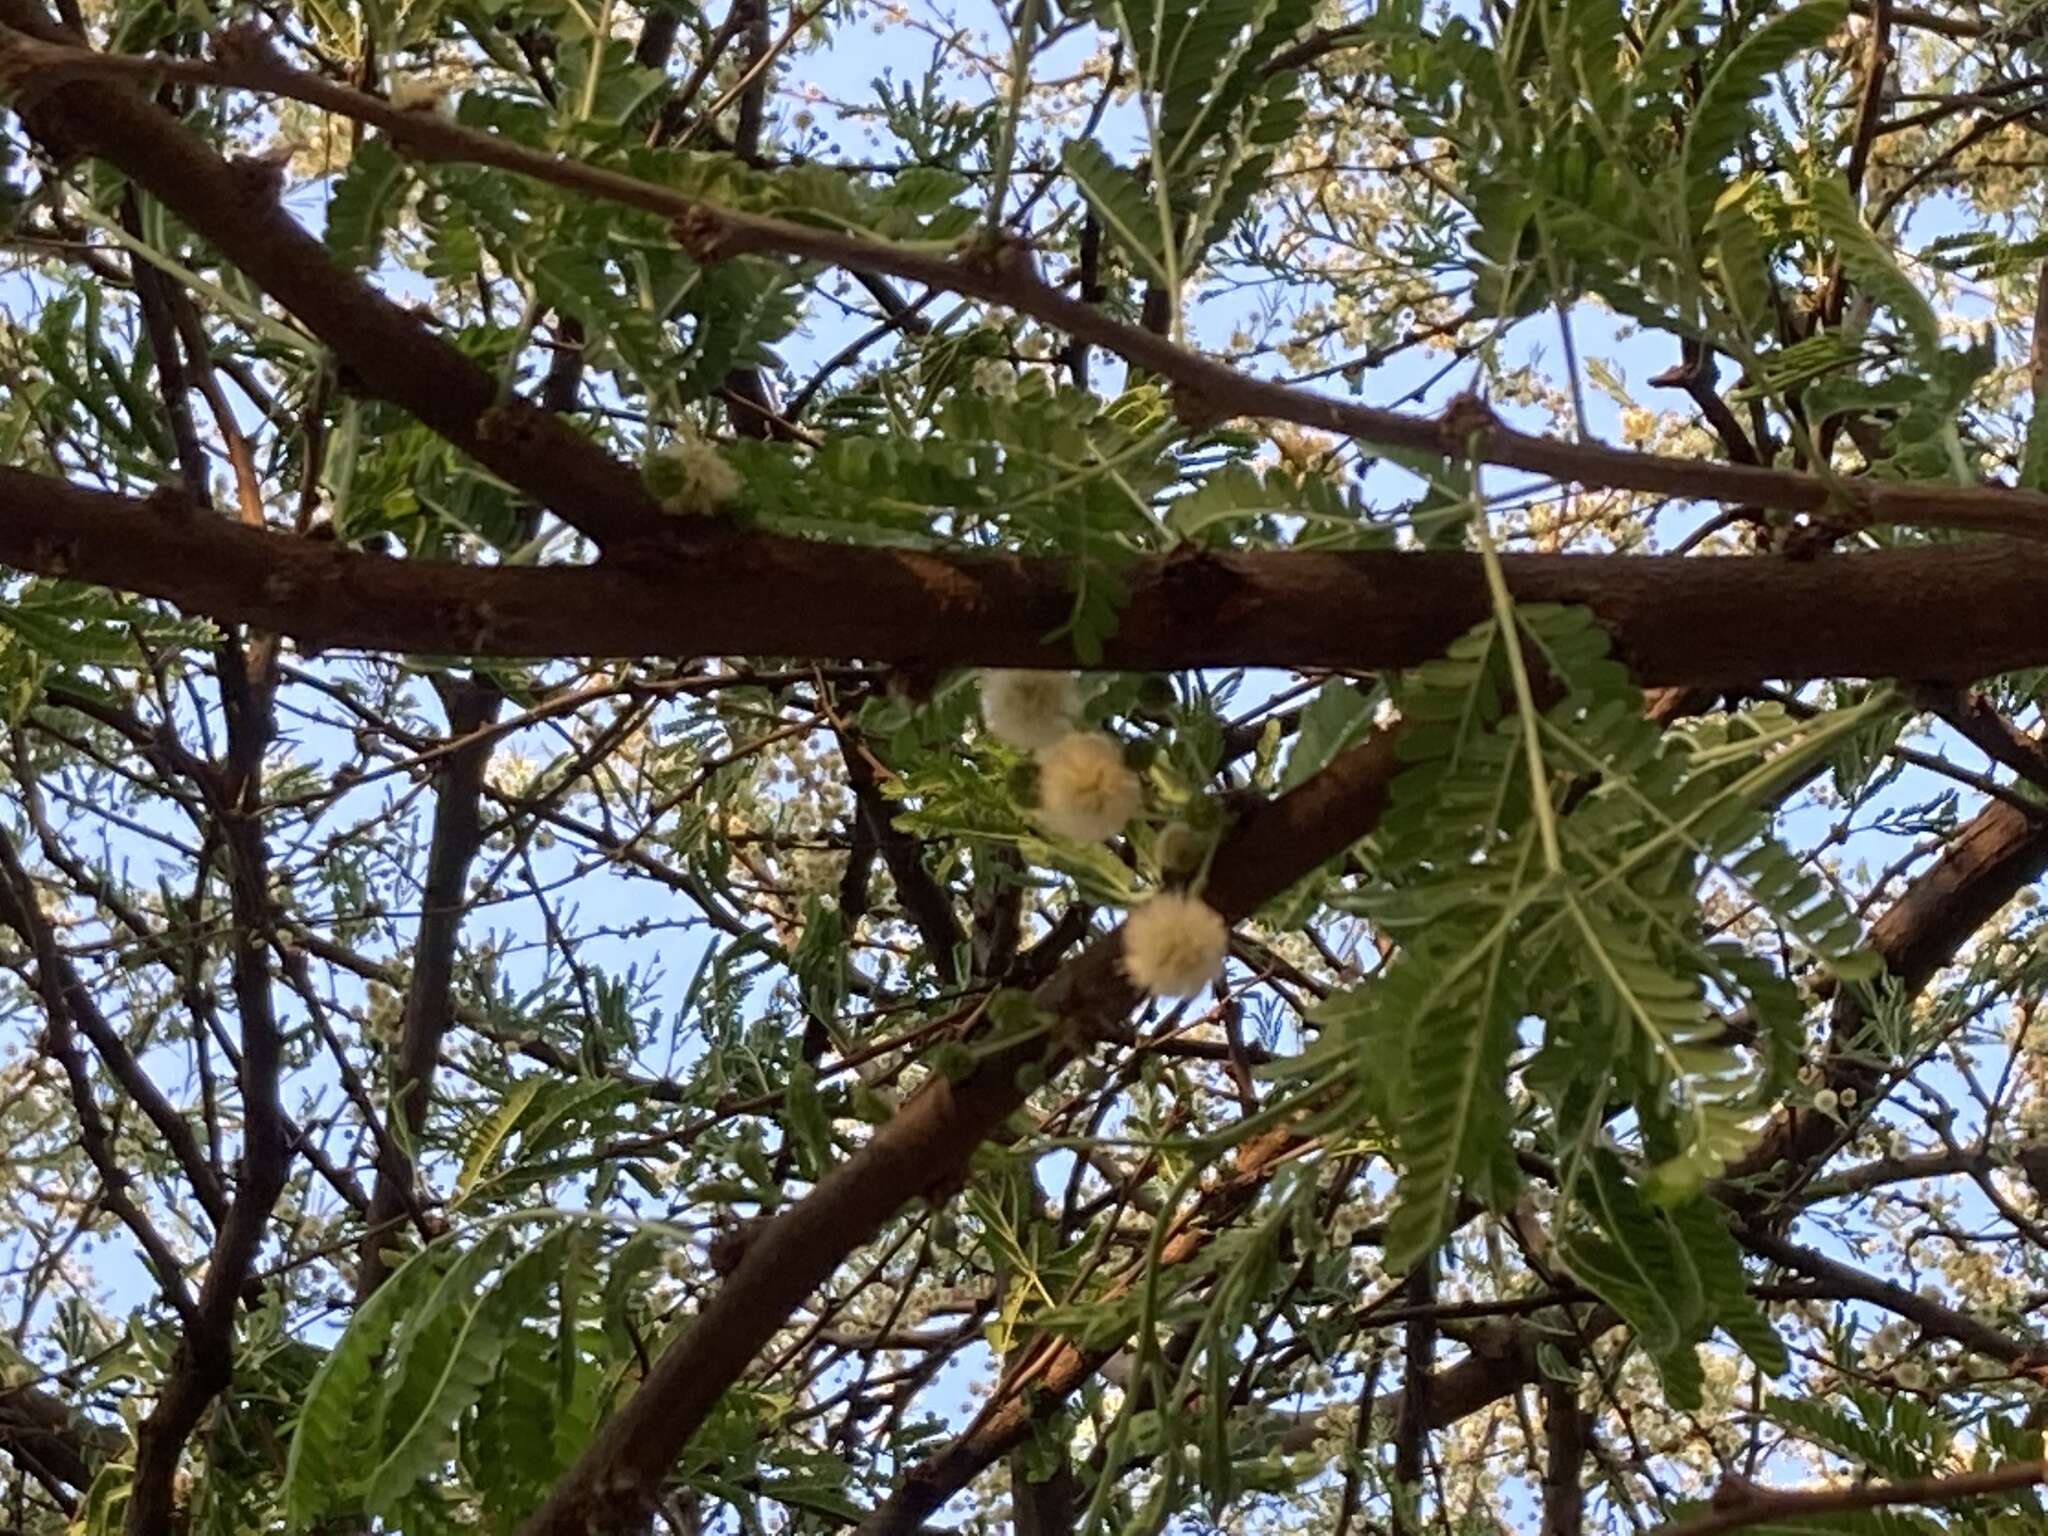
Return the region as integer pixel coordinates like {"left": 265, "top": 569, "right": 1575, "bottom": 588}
{"left": 983, "top": 0, "right": 1044, "bottom": 231}
{"left": 1473, "top": 503, "right": 1563, "bottom": 876}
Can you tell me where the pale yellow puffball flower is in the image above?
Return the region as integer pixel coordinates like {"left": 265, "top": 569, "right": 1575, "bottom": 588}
{"left": 653, "top": 439, "right": 743, "bottom": 516}
{"left": 1121, "top": 891, "right": 1228, "bottom": 999}
{"left": 979, "top": 669, "right": 1081, "bottom": 751}
{"left": 1034, "top": 731, "right": 1139, "bottom": 842}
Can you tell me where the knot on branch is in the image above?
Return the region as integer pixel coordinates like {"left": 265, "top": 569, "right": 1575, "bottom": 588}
{"left": 27, "top": 534, "right": 75, "bottom": 578}
{"left": 226, "top": 148, "right": 291, "bottom": 204}
{"left": 261, "top": 572, "right": 307, "bottom": 606}
{"left": 671, "top": 205, "right": 735, "bottom": 264}
{"left": 440, "top": 595, "right": 502, "bottom": 650}
{"left": 475, "top": 400, "right": 543, "bottom": 448}
{"left": 1436, "top": 390, "right": 1501, "bottom": 450}
{"left": 212, "top": 20, "right": 285, "bottom": 74}
{"left": 143, "top": 485, "right": 200, "bottom": 522}
{"left": 1171, "top": 381, "right": 1231, "bottom": 434}
{"left": 1159, "top": 541, "right": 1238, "bottom": 628}
{"left": 952, "top": 231, "right": 1042, "bottom": 291}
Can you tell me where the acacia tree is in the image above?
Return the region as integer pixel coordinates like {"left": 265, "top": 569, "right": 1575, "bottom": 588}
{"left": 3, "top": 0, "right": 2048, "bottom": 1530}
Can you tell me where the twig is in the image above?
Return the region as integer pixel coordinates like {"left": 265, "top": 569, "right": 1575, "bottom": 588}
{"left": 15, "top": 25, "right": 2048, "bottom": 539}
{"left": 1659, "top": 1460, "right": 2046, "bottom": 1536}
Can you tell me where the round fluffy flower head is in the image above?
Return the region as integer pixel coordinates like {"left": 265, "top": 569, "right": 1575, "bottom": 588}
{"left": 647, "top": 437, "right": 743, "bottom": 516}
{"left": 1122, "top": 891, "right": 1228, "bottom": 999}
{"left": 970, "top": 358, "right": 1019, "bottom": 399}
{"left": 980, "top": 669, "right": 1081, "bottom": 750}
{"left": 1034, "top": 731, "right": 1140, "bottom": 842}
{"left": 388, "top": 76, "right": 454, "bottom": 116}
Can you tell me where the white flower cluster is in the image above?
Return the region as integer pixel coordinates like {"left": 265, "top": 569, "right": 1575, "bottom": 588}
{"left": 979, "top": 670, "right": 1230, "bottom": 1000}
{"left": 978, "top": 669, "right": 1081, "bottom": 751}
{"left": 650, "top": 437, "right": 743, "bottom": 516}
{"left": 388, "top": 76, "right": 454, "bottom": 116}
{"left": 1035, "top": 732, "right": 1141, "bottom": 842}
{"left": 978, "top": 670, "right": 1142, "bottom": 842}
{"left": 969, "top": 358, "right": 1018, "bottom": 399}
{"left": 1121, "top": 890, "right": 1228, "bottom": 999}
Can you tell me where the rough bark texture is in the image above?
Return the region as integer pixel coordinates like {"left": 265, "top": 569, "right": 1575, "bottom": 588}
{"left": 8, "top": 468, "right": 2048, "bottom": 686}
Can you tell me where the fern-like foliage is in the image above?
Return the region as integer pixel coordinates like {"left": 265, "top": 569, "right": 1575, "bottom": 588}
{"left": 284, "top": 1226, "right": 576, "bottom": 1527}
{"left": 1555, "top": 1150, "right": 1788, "bottom": 1405}
{"left": 1681, "top": 0, "right": 1848, "bottom": 221}
{"left": 282, "top": 1242, "right": 442, "bottom": 1529}
{"left": 1060, "top": 0, "right": 1316, "bottom": 286}
{"left": 1298, "top": 602, "right": 1884, "bottom": 1305}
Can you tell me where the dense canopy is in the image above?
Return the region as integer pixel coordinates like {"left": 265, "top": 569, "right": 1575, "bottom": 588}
{"left": 3, "top": 0, "right": 2048, "bottom": 1532}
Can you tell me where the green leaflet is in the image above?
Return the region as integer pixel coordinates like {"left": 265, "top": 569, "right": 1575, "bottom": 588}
{"left": 1278, "top": 678, "right": 1375, "bottom": 793}
{"left": 282, "top": 1244, "right": 443, "bottom": 1528}
{"left": 1556, "top": 1161, "right": 1794, "bottom": 1410}
{"left": 1159, "top": 0, "right": 1315, "bottom": 175}
{"left": 1810, "top": 175, "right": 1942, "bottom": 357}
{"left": 1735, "top": 332, "right": 1864, "bottom": 400}
{"left": 1665, "top": 1196, "right": 1789, "bottom": 1377}
{"left": 1154, "top": 0, "right": 1266, "bottom": 165}
{"left": 675, "top": 257, "right": 806, "bottom": 401}
{"left": 363, "top": 1233, "right": 515, "bottom": 1501}
{"left": 445, "top": 1077, "right": 631, "bottom": 1209}
{"left": 1178, "top": 88, "right": 1306, "bottom": 269}
{"left": 466, "top": 1322, "right": 561, "bottom": 1526}
{"left": 1304, "top": 602, "right": 1886, "bottom": 1265}
{"left": 1587, "top": 1149, "right": 1705, "bottom": 1348}
{"left": 365, "top": 1229, "right": 568, "bottom": 1514}
{"left": 452, "top": 1076, "right": 547, "bottom": 1208}
{"left": 0, "top": 583, "right": 212, "bottom": 670}
{"left": 1060, "top": 138, "right": 1173, "bottom": 290}
{"left": 1769, "top": 1395, "right": 1936, "bottom": 1483}
{"left": 2025, "top": 388, "right": 2048, "bottom": 492}
{"left": 1380, "top": 924, "right": 1525, "bottom": 1272}
{"left": 1711, "top": 182, "right": 1775, "bottom": 343}
{"left": 324, "top": 137, "right": 409, "bottom": 271}
{"left": 1681, "top": 0, "right": 1848, "bottom": 217}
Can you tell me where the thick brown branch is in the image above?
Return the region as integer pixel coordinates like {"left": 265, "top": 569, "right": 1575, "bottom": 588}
{"left": 10, "top": 470, "right": 2048, "bottom": 688}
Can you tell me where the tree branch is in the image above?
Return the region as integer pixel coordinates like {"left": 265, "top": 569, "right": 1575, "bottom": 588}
{"left": 1737, "top": 1225, "right": 2043, "bottom": 1367}
{"left": 12, "top": 25, "right": 2048, "bottom": 539}
{"left": 833, "top": 719, "right": 964, "bottom": 986}
{"left": 516, "top": 730, "right": 1403, "bottom": 1534}
{"left": 1660, "top": 1460, "right": 2045, "bottom": 1536}
{"left": 0, "top": 4, "right": 668, "bottom": 552}
{"left": 10, "top": 469, "right": 2048, "bottom": 687}
{"left": 355, "top": 676, "right": 503, "bottom": 1296}
{"left": 1728, "top": 792, "right": 2048, "bottom": 1201}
